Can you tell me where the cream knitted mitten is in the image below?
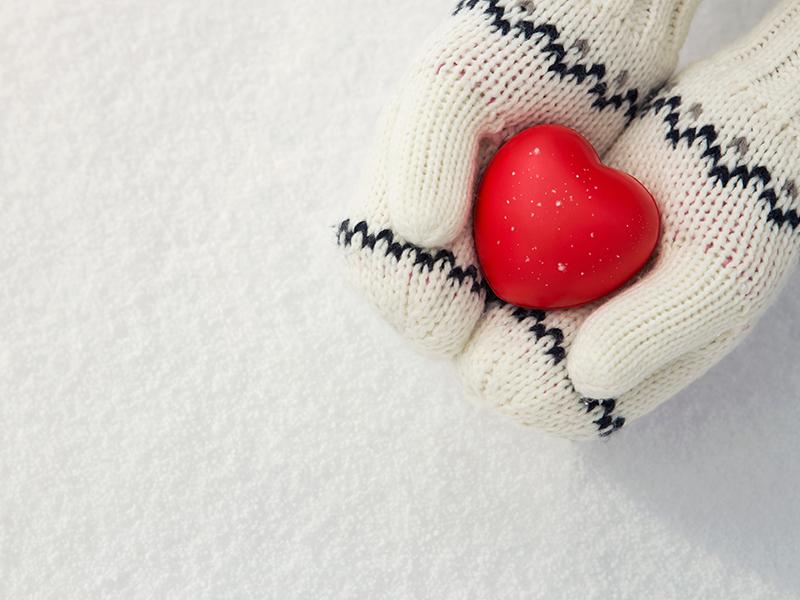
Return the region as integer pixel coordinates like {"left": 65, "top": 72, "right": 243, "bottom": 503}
{"left": 458, "top": 0, "right": 800, "bottom": 439}
{"left": 337, "top": 0, "right": 700, "bottom": 356}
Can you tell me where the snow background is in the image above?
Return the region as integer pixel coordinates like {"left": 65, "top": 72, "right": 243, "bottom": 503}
{"left": 2, "top": 0, "right": 799, "bottom": 598}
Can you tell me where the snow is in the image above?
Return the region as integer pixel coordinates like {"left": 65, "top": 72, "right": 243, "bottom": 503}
{"left": 1, "top": 1, "right": 798, "bottom": 599}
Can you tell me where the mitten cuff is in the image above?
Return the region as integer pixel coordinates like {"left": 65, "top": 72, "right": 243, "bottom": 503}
{"left": 675, "top": 0, "right": 800, "bottom": 131}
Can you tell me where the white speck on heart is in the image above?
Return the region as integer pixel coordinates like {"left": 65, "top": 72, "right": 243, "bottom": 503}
{"left": 590, "top": 232, "right": 595, "bottom": 238}
{"left": 555, "top": 200, "right": 562, "bottom": 207}
{"left": 557, "top": 263, "right": 567, "bottom": 272}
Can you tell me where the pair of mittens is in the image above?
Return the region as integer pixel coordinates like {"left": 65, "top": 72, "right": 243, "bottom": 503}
{"left": 337, "top": 0, "right": 800, "bottom": 439}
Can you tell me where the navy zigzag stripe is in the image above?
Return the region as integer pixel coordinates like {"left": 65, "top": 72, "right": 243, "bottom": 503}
{"left": 507, "top": 306, "right": 568, "bottom": 365}
{"left": 640, "top": 94, "right": 800, "bottom": 230}
{"left": 337, "top": 219, "right": 485, "bottom": 294}
{"left": 582, "top": 398, "right": 626, "bottom": 437}
{"left": 454, "top": 0, "right": 641, "bottom": 120}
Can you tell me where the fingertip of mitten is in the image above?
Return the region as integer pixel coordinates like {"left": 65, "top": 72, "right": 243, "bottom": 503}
{"left": 390, "top": 209, "right": 463, "bottom": 249}
{"left": 567, "top": 339, "right": 628, "bottom": 400}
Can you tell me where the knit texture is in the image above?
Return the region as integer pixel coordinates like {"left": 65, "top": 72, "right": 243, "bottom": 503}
{"left": 338, "top": 0, "right": 701, "bottom": 357}
{"left": 459, "top": 0, "right": 800, "bottom": 438}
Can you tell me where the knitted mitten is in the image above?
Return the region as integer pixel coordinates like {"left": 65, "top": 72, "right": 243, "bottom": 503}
{"left": 458, "top": 0, "right": 800, "bottom": 439}
{"left": 337, "top": 0, "right": 700, "bottom": 356}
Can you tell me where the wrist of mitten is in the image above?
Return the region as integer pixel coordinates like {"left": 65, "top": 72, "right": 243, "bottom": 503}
{"left": 674, "top": 0, "right": 800, "bottom": 130}
{"left": 466, "top": 0, "right": 703, "bottom": 78}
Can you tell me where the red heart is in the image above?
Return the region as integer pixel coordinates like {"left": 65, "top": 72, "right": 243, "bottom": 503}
{"left": 474, "top": 125, "right": 660, "bottom": 309}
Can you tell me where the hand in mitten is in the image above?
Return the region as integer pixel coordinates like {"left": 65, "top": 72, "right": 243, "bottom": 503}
{"left": 459, "top": 0, "right": 800, "bottom": 439}
{"left": 337, "top": 0, "right": 699, "bottom": 355}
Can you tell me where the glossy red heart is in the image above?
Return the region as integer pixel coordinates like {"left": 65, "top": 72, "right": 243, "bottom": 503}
{"left": 474, "top": 125, "right": 660, "bottom": 309}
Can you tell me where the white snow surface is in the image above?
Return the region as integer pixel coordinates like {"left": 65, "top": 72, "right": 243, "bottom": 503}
{"left": 2, "top": 1, "right": 799, "bottom": 598}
